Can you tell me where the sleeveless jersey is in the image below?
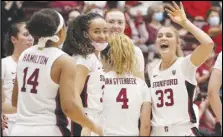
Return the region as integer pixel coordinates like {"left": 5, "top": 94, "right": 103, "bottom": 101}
{"left": 2, "top": 56, "right": 17, "bottom": 122}
{"left": 73, "top": 53, "right": 104, "bottom": 112}
{"left": 149, "top": 55, "right": 198, "bottom": 126}
{"left": 15, "top": 46, "right": 68, "bottom": 126}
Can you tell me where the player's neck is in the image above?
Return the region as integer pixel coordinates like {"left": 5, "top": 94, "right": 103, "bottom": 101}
{"left": 160, "top": 55, "right": 178, "bottom": 71}
{"left": 11, "top": 51, "right": 22, "bottom": 63}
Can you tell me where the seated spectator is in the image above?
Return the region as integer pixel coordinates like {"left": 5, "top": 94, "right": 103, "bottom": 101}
{"left": 49, "top": 1, "right": 78, "bottom": 14}
{"left": 2, "top": 1, "right": 25, "bottom": 58}
{"left": 202, "top": 9, "right": 222, "bottom": 54}
{"left": 196, "top": 52, "right": 215, "bottom": 92}
{"left": 194, "top": 93, "right": 216, "bottom": 136}
{"left": 182, "top": 1, "right": 212, "bottom": 20}
{"left": 67, "top": 9, "right": 81, "bottom": 25}
{"left": 145, "top": 3, "right": 164, "bottom": 63}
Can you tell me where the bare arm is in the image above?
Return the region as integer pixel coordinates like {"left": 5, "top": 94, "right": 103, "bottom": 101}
{"left": 12, "top": 76, "right": 19, "bottom": 108}
{"left": 204, "top": 109, "right": 217, "bottom": 130}
{"left": 139, "top": 102, "right": 151, "bottom": 136}
{"left": 58, "top": 56, "right": 102, "bottom": 135}
{"left": 74, "top": 65, "right": 89, "bottom": 95}
{"left": 165, "top": 2, "right": 214, "bottom": 67}
{"left": 208, "top": 68, "right": 222, "bottom": 126}
{"left": 1, "top": 81, "right": 17, "bottom": 114}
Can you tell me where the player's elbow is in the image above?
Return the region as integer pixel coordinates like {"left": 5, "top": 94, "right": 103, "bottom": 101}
{"left": 207, "top": 42, "right": 215, "bottom": 49}
{"left": 61, "top": 100, "right": 74, "bottom": 116}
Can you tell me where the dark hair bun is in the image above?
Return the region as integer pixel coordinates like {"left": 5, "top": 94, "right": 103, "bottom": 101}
{"left": 26, "top": 9, "right": 59, "bottom": 37}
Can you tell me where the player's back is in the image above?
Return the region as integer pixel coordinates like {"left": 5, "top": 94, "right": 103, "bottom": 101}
{"left": 101, "top": 71, "right": 149, "bottom": 136}
{"left": 16, "top": 46, "right": 67, "bottom": 126}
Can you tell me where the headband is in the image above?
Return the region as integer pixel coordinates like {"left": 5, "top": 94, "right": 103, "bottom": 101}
{"left": 37, "top": 11, "right": 64, "bottom": 49}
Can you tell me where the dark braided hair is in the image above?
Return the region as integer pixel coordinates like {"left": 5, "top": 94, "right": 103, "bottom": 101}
{"left": 62, "top": 12, "right": 103, "bottom": 57}
{"left": 4, "top": 22, "right": 26, "bottom": 56}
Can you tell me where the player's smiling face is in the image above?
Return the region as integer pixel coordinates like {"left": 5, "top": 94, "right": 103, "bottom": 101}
{"left": 88, "top": 18, "right": 108, "bottom": 43}
{"left": 156, "top": 27, "right": 178, "bottom": 57}
{"left": 105, "top": 11, "right": 126, "bottom": 35}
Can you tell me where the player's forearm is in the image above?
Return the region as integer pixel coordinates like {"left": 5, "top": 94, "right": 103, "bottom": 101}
{"left": 181, "top": 19, "right": 214, "bottom": 46}
{"left": 2, "top": 103, "right": 17, "bottom": 114}
{"left": 139, "top": 124, "right": 150, "bottom": 136}
{"left": 208, "top": 91, "right": 222, "bottom": 126}
{"left": 68, "top": 97, "right": 95, "bottom": 131}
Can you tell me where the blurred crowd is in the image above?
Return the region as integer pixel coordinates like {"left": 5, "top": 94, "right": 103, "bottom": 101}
{"left": 1, "top": 1, "right": 222, "bottom": 136}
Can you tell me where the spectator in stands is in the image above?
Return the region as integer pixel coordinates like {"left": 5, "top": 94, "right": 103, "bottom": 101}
{"left": 67, "top": 9, "right": 81, "bottom": 26}
{"left": 203, "top": 9, "right": 222, "bottom": 54}
{"left": 49, "top": 1, "right": 80, "bottom": 14}
{"left": 182, "top": 1, "right": 212, "bottom": 20}
{"left": 2, "top": 1, "right": 25, "bottom": 58}
{"left": 196, "top": 52, "right": 215, "bottom": 93}
{"left": 145, "top": 3, "right": 164, "bottom": 63}
{"left": 194, "top": 92, "right": 216, "bottom": 136}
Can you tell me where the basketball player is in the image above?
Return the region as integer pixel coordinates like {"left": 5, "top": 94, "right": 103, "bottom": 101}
{"left": 63, "top": 12, "right": 108, "bottom": 136}
{"left": 104, "top": 9, "right": 145, "bottom": 80}
{"left": 1, "top": 22, "right": 34, "bottom": 136}
{"left": 10, "top": 9, "right": 103, "bottom": 136}
{"left": 208, "top": 51, "right": 222, "bottom": 127}
{"left": 148, "top": 2, "right": 214, "bottom": 136}
{"left": 99, "top": 34, "right": 151, "bottom": 136}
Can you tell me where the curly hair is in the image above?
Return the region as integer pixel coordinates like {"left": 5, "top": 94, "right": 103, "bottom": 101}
{"left": 101, "top": 34, "right": 137, "bottom": 76}
{"left": 4, "top": 22, "right": 26, "bottom": 56}
{"left": 26, "top": 8, "right": 60, "bottom": 38}
{"left": 63, "top": 12, "right": 103, "bottom": 57}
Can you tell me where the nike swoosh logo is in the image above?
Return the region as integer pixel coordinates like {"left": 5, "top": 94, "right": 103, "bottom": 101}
{"left": 153, "top": 75, "right": 158, "bottom": 78}
{"left": 11, "top": 72, "right": 16, "bottom": 74}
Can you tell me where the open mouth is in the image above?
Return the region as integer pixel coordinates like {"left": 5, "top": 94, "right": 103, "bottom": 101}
{"left": 160, "top": 44, "right": 169, "bottom": 49}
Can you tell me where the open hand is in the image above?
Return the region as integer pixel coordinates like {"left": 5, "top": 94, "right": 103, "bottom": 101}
{"left": 165, "top": 1, "right": 187, "bottom": 26}
{"left": 1, "top": 114, "right": 8, "bottom": 130}
{"left": 91, "top": 124, "right": 103, "bottom": 136}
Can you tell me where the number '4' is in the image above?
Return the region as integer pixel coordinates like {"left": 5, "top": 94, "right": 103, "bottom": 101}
{"left": 116, "top": 88, "right": 129, "bottom": 109}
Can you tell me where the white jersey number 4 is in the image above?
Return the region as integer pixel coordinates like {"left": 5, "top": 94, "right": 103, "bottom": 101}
{"left": 116, "top": 88, "right": 129, "bottom": 109}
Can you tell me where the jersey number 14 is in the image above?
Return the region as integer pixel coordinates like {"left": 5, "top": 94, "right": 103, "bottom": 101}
{"left": 21, "top": 67, "right": 39, "bottom": 94}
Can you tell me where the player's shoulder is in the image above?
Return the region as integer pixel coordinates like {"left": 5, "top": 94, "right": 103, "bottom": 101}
{"left": 135, "top": 77, "right": 147, "bottom": 86}
{"left": 134, "top": 46, "right": 143, "bottom": 54}
{"left": 73, "top": 53, "right": 95, "bottom": 60}
{"left": 104, "top": 71, "right": 116, "bottom": 78}
{"left": 2, "top": 56, "right": 11, "bottom": 62}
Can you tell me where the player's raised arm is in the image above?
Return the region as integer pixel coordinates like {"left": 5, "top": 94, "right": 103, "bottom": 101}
{"left": 165, "top": 1, "right": 214, "bottom": 66}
